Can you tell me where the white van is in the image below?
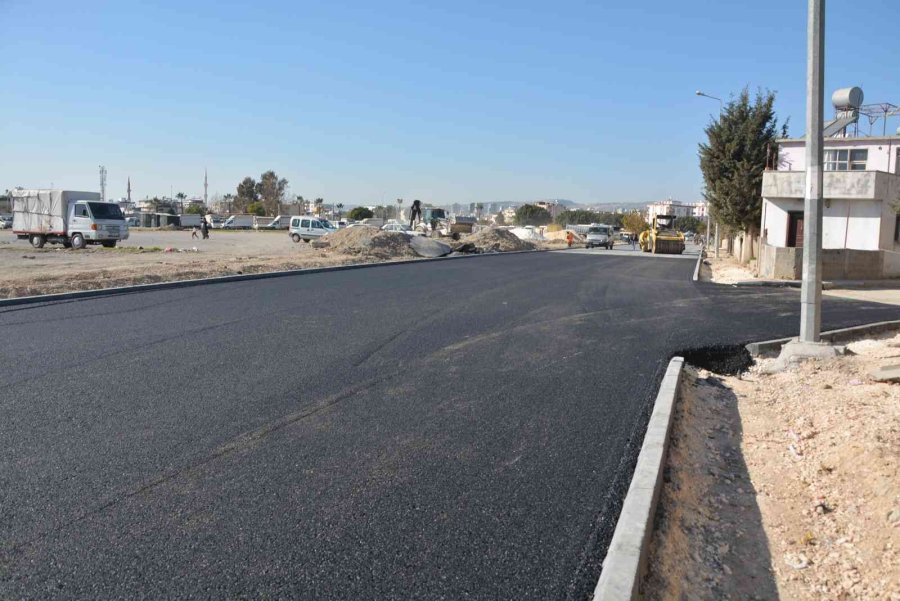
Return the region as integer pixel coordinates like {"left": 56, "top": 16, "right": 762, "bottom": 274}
{"left": 289, "top": 216, "right": 336, "bottom": 242}
{"left": 585, "top": 224, "right": 614, "bottom": 250}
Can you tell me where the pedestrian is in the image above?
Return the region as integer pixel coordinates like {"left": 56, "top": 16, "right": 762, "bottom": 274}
{"left": 191, "top": 226, "right": 199, "bottom": 240}
{"left": 566, "top": 230, "right": 574, "bottom": 248}
{"left": 409, "top": 199, "right": 422, "bottom": 229}
{"left": 631, "top": 234, "right": 637, "bottom": 250}
{"left": 200, "top": 217, "right": 209, "bottom": 240}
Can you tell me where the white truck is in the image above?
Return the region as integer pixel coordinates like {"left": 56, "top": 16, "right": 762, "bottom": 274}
{"left": 222, "top": 214, "right": 255, "bottom": 229}
{"left": 178, "top": 214, "right": 203, "bottom": 229}
{"left": 12, "top": 189, "right": 129, "bottom": 249}
{"left": 257, "top": 214, "right": 292, "bottom": 229}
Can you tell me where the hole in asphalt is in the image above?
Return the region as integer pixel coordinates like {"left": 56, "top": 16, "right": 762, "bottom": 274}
{"left": 676, "top": 344, "right": 753, "bottom": 376}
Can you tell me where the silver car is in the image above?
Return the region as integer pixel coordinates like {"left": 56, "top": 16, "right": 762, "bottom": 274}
{"left": 289, "top": 216, "right": 336, "bottom": 242}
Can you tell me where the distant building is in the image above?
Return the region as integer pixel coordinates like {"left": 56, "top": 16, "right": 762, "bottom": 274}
{"left": 646, "top": 199, "right": 705, "bottom": 221}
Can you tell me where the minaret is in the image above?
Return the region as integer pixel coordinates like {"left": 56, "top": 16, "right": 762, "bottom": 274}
{"left": 204, "top": 169, "right": 208, "bottom": 206}
{"left": 127, "top": 177, "right": 132, "bottom": 204}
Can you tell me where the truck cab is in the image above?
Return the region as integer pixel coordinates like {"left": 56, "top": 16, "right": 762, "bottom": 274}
{"left": 65, "top": 201, "right": 129, "bottom": 249}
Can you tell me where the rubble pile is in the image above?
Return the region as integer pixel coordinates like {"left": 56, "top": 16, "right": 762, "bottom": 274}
{"left": 455, "top": 228, "right": 536, "bottom": 253}
{"left": 319, "top": 227, "right": 418, "bottom": 259}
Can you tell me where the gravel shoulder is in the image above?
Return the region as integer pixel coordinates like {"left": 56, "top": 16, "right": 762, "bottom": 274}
{"left": 643, "top": 335, "right": 900, "bottom": 600}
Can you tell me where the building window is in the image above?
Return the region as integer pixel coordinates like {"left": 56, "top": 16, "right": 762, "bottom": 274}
{"left": 895, "top": 215, "right": 900, "bottom": 243}
{"left": 850, "top": 149, "right": 868, "bottom": 170}
{"left": 824, "top": 148, "right": 867, "bottom": 171}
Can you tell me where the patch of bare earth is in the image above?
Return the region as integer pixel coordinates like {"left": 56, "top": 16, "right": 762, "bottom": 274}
{"left": 703, "top": 255, "right": 757, "bottom": 284}
{"left": 644, "top": 334, "right": 900, "bottom": 600}
{"left": 0, "top": 245, "right": 399, "bottom": 298}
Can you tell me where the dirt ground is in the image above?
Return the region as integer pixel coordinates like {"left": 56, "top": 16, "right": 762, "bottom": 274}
{"left": 704, "top": 255, "right": 757, "bottom": 284}
{"left": 0, "top": 228, "right": 552, "bottom": 298}
{"left": 644, "top": 334, "right": 900, "bottom": 600}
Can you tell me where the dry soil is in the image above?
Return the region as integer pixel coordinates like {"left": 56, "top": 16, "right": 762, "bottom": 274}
{"left": 644, "top": 334, "right": 900, "bottom": 600}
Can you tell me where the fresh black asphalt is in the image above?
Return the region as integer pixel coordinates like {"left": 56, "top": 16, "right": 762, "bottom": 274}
{"left": 1, "top": 250, "right": 897, "bottom": 599}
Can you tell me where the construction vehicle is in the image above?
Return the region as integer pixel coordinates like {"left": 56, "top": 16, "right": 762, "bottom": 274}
{"left": 639, "top": 214, "right": 685, "bottom": 254}
{"left": 414, "top": 208, "right": 475, "bottom": 239}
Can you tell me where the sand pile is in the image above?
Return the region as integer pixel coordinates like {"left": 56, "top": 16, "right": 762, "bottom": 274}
{"left": 319, "top": 227, "right": 418, "bottom": 259}
{"left": 543, "top": 229, "right": 584, "bottom": 242}
{"left": 457, "top": 228, "right": 536, "bottom": 252}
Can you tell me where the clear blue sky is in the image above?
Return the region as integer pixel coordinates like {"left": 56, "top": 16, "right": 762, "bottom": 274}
{"left": 2, "top": 0, "right": 898, "bottom": 206}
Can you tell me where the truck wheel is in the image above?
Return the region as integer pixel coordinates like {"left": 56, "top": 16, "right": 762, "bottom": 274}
{"left": 291, "top": 233, "right": 301, "bottom": 243}
{"left": 70, "top": 233, "right": 86, "bottom": 250}
{"left": 30, "top": 235, "right": 46, "bottom": 249}
{"left": 101, "top": 241, "right": 117, "bottom": 248}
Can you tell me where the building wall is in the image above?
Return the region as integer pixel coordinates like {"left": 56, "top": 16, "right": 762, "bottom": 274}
{"left": 763, "top": 197, "right": 882, "bottom": 250}
{"left": 779, "top": 138, "right": 900, "bottom": 173}
{"left": 762, "top": 198, "right": 802, "bottom": 247}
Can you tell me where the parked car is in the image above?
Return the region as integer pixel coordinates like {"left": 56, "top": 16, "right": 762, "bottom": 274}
{"left": 289, "top": 216, "right": 336, "bottom": 242}
{"left": 0, "top": 214, "right": 12, "bottom": 229}
{"left": 382, "top": 222, "right": 423, "bottom": 235}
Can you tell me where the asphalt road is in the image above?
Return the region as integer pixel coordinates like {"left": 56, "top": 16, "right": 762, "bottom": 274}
{"left": 2, "top": 250, "right": 897, "bottom": 600}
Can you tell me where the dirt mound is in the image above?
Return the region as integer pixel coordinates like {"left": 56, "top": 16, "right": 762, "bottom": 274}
{"left": 320, "top": 227, "right": 418, "bottom": 259}
{"left": 457, "top": 228, "right": 536, "bottom": 252}
{"left": 544, "top": 229, "right": 584, "bottom": 242}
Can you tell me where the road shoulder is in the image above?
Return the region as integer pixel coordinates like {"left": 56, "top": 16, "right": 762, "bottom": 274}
{"left": 642, "top": 335, "right": 900, "bottom": 599}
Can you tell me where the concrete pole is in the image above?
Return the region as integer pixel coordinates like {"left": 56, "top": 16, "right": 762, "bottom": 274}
{"left": 800, "top": 0, "right": 825, "bottom": 343}
{"left": 714, "top": 222, "right": 720, "bottom": 258}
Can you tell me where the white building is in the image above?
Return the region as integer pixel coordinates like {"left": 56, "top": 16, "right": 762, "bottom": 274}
{"left": 646, "top": 199, "right": 705, "bottom": 221}
{"left": 759, "top": 87, "right": 900, "bottom": 279}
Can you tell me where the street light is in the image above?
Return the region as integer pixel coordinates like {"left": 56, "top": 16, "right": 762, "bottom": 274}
{"left": 695, "top": 90, "right": 723, "bottom": 111}
{"left": 696, "top": 90, "right": 723, "bottom": 257}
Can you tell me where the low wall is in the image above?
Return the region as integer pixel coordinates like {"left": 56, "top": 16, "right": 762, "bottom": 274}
{"left": 759, "top": 243, "right": 890, "bottom": 280}
{"left": 759, "top": 244, "right": 802, "bottom": 279}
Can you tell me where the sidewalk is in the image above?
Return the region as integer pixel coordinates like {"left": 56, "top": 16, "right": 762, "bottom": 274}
{"left": 702, "top": 256, "right": 900, "bottom": 305}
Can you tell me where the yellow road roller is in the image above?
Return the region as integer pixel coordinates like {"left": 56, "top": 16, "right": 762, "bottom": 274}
{"left": 639, "top": 215, "right": 685, "bottom": 254}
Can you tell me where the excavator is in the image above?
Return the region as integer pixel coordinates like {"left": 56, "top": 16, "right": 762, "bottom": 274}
{"left": 639, "top": 214, "right": 685, "bottom": 255}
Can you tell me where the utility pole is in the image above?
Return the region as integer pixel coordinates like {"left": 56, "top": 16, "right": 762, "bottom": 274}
{"left": 99, "top": 165, "right": 107, "bottom": 202}
{"left": 695, "top": 91, "right": 723, "bottom": 256}
{"left": 204, "top": 169, "right": 208, "bottom": 207}
{"left": 800, "top": 0, "right": 825, "bottom": 343}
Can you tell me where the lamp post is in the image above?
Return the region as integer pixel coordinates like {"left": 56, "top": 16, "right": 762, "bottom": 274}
{"left": 696, "top": 90, "right": 723, "bottom": 257}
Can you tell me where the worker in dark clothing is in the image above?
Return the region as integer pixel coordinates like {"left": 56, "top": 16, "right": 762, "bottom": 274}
{"left": 200, "top": 217, "right": 210, "bottom": 240}
{"left": 409, "top": 199, "right": 422, "bottom": 229}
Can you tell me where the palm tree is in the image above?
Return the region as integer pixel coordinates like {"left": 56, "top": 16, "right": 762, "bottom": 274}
{"left": 314, "top": 198, "right": 324, "bottom": 216}
{"left": 336, "top": 203, "right": 344, "bottom": 220}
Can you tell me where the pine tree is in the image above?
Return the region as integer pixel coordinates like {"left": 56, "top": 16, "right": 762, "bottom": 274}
{"left": 699, "top": 89, "right": 787, "bottom": 236}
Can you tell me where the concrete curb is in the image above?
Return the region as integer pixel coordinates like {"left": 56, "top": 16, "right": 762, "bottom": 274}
{"left": 746, "top": 319, "right": 900, "bottom": 357}
{"left": 731, "top": 279, "right": 900, "bottom": 290}
{"left": 0, "top": 248, "right": 548, "bottom": 308}
{"left": 592, "top": 356, "right": 684, "bottom": 601}
{"left": 692, "top": 251, "right": 704, "bottom": 282}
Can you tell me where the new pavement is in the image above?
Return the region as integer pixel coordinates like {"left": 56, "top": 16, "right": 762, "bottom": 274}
{"left": 1, "top": 251, "right": 896, "bottom": 599}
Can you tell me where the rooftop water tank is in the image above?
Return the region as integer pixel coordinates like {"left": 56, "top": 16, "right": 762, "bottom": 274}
{"left": 832, "top": 87, "right": 864, "bottom": 110}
